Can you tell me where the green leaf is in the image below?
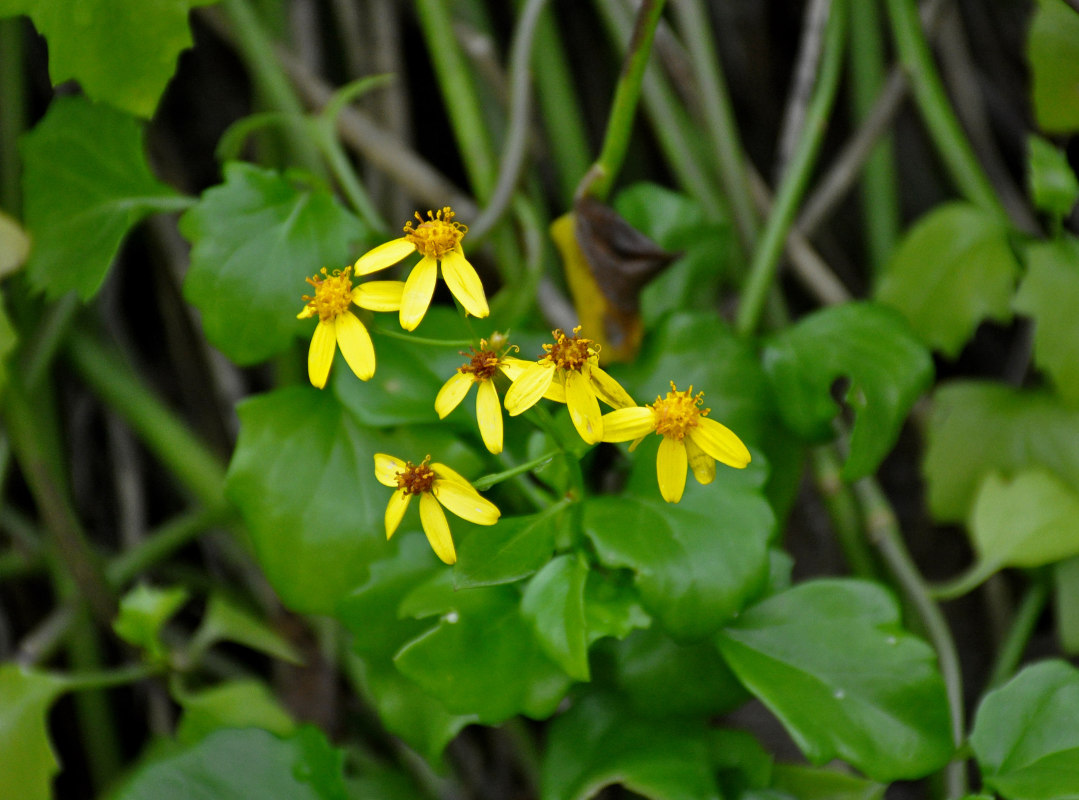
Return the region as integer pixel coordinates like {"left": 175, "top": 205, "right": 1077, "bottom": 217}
{"left": 0, "top": 0, "right": 215, "bottom": 117}
{"left": 1028, "top": 0, "right": 1079, "bottom": 133}
{"left": 455, "top": 507, "right": 562, "bottom": 588}
{"left": 0, "top": 664, "right": 66, "bottom": 800}
{"left": 583, "top": 569, "right": 651, "bottom": 644}
{"left": 583, "top": 492, "right": 771, "bottom": 641}
{"left": 709, "top": 728, "right": 773, "bottom": 795}
{"left": 770, "top": 765, "right": 886, "bottom": 800}
{"left": 762, "top": 301, "right": 933, "bottom": 479}
{"left": 19, "top": 96, "right": 186, "bottom": 300}
{"left": 394, "top": 572, "right": 572, "bottom": 724}
{"left": 1014, "top": 237, "right": 1079, "bottom": 402}
{"left": 114, "top": 727, "right": 348, "bottom": 800}
{"left": 112, "top": 583, "right": 189, "bottom": 661}
{"left": 1028, "top": 136, "right": 1079, "bottom": 220}
{"left": 876, "top": 203, "right": 1021, "bottom": 357}
{"left": 181, "top": 162, "right": 361, "bottom": 365}
{"left": 189, "top": 594, "right": 303, "bottom": 665}
{"left": 174, "top": 679, "right": 296, "bottom": 745}
{"left": 715, "top": 579, "right": 953, "bottom": 782}
{"left": 924, "top": 381, "right": 1079, "bottom": 522}
{"left": 1054, "top": 556, "right": 1079, "bottom": 654}
{"left": 541, "top": 692, "right": 721, "bottom": 800}
{"left": 521, "top": 554, "right": 590, "bottom": 680}
{"left": 971, "top": 659, "right": 1079, "bottom": 800}
{"left": 336, "top": 536, "right": 472, "bottom": 763}
{"left": 610, "top": 627, "right": 748, "bottom": 718}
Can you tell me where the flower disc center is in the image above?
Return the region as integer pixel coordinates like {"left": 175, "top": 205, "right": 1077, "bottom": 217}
{"left": 303, "top": 267, "right": 354, "bottom": 322}
{"left": 545, "top": 328, "right": 593, "bottom": 372}
{"left": 396, "top": 456, "right": 437, "bottom": 495}
{"left": 404, "top": 207, "right": 466, "bottom": 259}
{"left": 650, "top": 383, "right": 708, "bottom": 440}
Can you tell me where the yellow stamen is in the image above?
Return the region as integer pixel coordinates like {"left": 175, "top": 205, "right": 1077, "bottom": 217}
{"left": 300, "top": 267, "right": 354, "bottom": 322}
{"left": 395, "top": 455, "right": 437, "bottom": 495}
{"left": 542, "top": 326, "right": 595, "bottom": 373}
{"left": 649, "top": 382, "right": 709, "bottom": 441}
{"left": 403, "top": 207, "right": 467, "bottom": 260}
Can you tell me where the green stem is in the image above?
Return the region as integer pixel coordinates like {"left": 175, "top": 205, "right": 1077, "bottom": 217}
{"left": 584, "top": 0, "right": 667, "bottom": 201}
{"left": 106, "top": 507, "right": 233, "bottom": 586}
{"left": 527, "top": 404, "right": 586, "bottom": 501}
{"left": 985, "top": 577, "right": 1049, "bottom": 690}
{"left": 311, "top": 118, "right": 388, "bottom": 233}
{"left": 368, "top": 324, "right": 473, "bottom": 349}
{"left": 849, "top": 0, "right": 900, "bottom": 273}
{"left": 854, "top": 475, "right": 967, "bottom": 798}
{"left": 472, "top": 449, "right": 560, "bottom": 491}
{"left": 59, "top": 662, "right": 161, "bottom": 693}
{"left": 735, "top": 0, "right": 847, "bottom": 337}
{"left": 930, "top": 559, "right": 1001, "bottom": 601}
{"left": 884, "top": 0, "right": 1004, "bottom": 217}
{"left": 65, "top": 335, "right": 228, "bottom": 512}
{"left": 673, "top": 0, "right": 760, "bottom": 251}
{"left": 809, "top": 446, "right": 881, "bottom": 580}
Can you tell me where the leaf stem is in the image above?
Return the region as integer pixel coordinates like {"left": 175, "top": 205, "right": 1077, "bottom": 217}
{"left": 735, "top": 0, "right": 847, "bottom": 337}
{"left": 985, "top": 576, "right": 1049, "bottom": 690}
{"left": 472, "top": 449, "right": 560, "bottom": 491}
{"left": 368, "top": 324, "right": 473, "bottom": 349}
{"left": 809, "top": 446, "right": 882, "bottom": 580}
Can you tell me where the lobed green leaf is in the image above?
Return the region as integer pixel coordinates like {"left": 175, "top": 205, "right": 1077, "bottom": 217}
{"left": 0, "top": 664, "right": 66, "bottom": 800}
{"left": 454, "top": 507, "right": 563, "bottom": 588}
{"left": 112, "top": 583, "right": 189, "bottom": 661}
{"left": 520, "top": 554, "right": 590, "bottom": 680}
{"left": 1027, "top": 136, "right": 1079, "bottom": 220}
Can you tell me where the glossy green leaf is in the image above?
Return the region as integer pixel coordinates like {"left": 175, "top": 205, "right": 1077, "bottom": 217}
{"left": 1028, "top": 0, "right": 1079, "bottom": 133}
{"left": 763, "top": 302, "right": 933, "bottom": 480}
{"left": 876, "top": 203, "right": 1020, "bottom": 357}
{"left": 337, "top": 536, "right": 472, "bottom": 763}
{"left": 971, "top": 659, "right": 1079, "bottom": 799}
{"left": 0, "top": 665, "right": 66, "bottom": 800}
{"left": 1014, "top": 237, "right": 1079, "bottom": 402}
{"left": 583, "top": 569, "right": 651, "bottom": 644}
{"left": 521, "top": 554, "right": 590, "bottom": 680}
{"left": 0, "top": 0, "right": 215, "bottom": 117}
{"left": 19, "top": 96, "right": 186, "bottom": 300}
{"left": 1028, "top": 136, "right": 1079, "bottom": 220}
{"left": 189, "top": 593, "right": 303, "bottom": 665}
{"left": 770, "top": 765, "right": 886, "bottom": 800}
{"left": 709, "top": 728, "right": 773, "bottom": 796}
{"left": 181, "top": 162, "right": 361, "bottom": 365}
{"left": 610, "top": 626, "right": 747, "bottom": 718}
{"left": 455, "top": 506, "right": 562, "bottom": 588}
{"left": 924, "top": 381, "right": 1079, "bottom": 522}
{"left": 1054, "top": 556, "right": 1079, "bottom": 654}
{"left": 114, "top": 727, "right": 348, "bottom": 800}
{"left": 112, "top": 583, "right": 189, "bottom": 661}
{"left": 583, "top": 492, "right": 771, "bottom": 641}
{"left": 715, "top": 579, "right": 953, "bottom": 782}
{"left": 541, "top": 692, "right": 721, "bottom": 800}
{"left": 174, "top": 679, "right": 295, "bottom": 745}
{"left": 394, "top": 572, "right": 572, "bottom": 724}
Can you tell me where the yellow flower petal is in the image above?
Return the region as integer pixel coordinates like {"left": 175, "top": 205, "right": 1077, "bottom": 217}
{"left": 504, "top": 361, "right": 556, "bottom": 416}
{"left": 588, "top": 364, "right": 636, "bottom": 409}
{"left": 307, "top": 318, "right": 336, "bottom": 389}
{"left": 352, "top": 280, "right": 405, "bottom": 311}
{"left": 430, "top": 461, "right": 472, "bottom": 488}
{"left": 420, "top": 492, "right": 456, "bottom": 564}
{"left": 600, "top": 407, "right": 656, "bottom": 442}
{"left": 399, "top": 255, "right": 438, "bottom": 331}
{"left": 475, "top": 378, "right": 503, "bottom": 454}
{"left": 498, "top": 357, "right": 533, "bottom": 382}
{"left": 374, "top": 453, "right": 407, "bottom": 487}
{"left": 433, "top": 478, "right": 501, "bottom": 525}
{"left": 690, "top": 417, "right": 752, "bottom": 469}
{"left": 385, "top": 488, "right": 411, "bottom": 538}
{"left": 335, "top": 311, "right": 375, "bottom": 381}
{"left": 354, "top": 237, "right": 416, "bottom": 275}
{"left": 543, "top": 372, "right": 567, "bottom": 403}
{"left": 565, "top": 369, "right": 603, "bottom": 444}
{"left": 440, "top": 247, "right": 490, "bottom": 318}
{"left": 656, "top": 436, "right": 688, "bottom": 502}
{"left": 684, "top": 434, "right": 716, "bottom": 485}
{"left": 297, "top": 305, "right": 316, "bottom": 320}
{"left": 435, "top": 371, "right": 473, "bottom": 418}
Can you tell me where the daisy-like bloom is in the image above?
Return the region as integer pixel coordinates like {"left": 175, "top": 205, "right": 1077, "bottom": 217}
{"left": 601, "top": 382, "right": 751, "bottom": 503}
{"left": 352, "top": 207, "right": 489, "bottom": 331}
{"left": 434, "top": 338, "right": 532, "bottom": 455}
{"left": 297, "top": 266, "right": 404, "bottom": 389}
{"left": 374, "top": 454, "right": 501, "bottom": 565}
{"left": 503, "top": 327, "right": 635, "bottom": 444}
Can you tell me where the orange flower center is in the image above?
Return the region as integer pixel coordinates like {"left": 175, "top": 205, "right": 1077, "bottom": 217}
{"left": 395, "top": 456, "right": 436, "bottom": 495}
{"left": 543, "top": 327, "right": 594, "bottom": 372}
{"left": 301, "top": 267, "right": 354, "bottom": 322}
{"left": 404, "top": 207, "right": 466, "bottom": 259}
{"left": 649, "top": 382, "right": 709, "bottom": 440}
{"left": 459, "top": 348, "right": 502, "bottom": 381}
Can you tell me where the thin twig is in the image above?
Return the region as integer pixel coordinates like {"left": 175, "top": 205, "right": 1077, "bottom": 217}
{"left": 775, "top": 0, "right": 833, "bottom": 182}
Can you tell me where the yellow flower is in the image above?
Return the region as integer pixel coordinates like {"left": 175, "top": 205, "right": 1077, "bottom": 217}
{"left": 297, "top": 266, "right": 404, "bottom": 389}
{"left": 374, "top": 454, "right": 501, "bottom": 565}
{"left": 434, "top": 338, "right": 532, "bottom": 455}
{"left": 503, "top": 327, "right": 635, "bottom": 444}
{"left": 352, "top": 207, "right": 489, "bottom": 331}
{"left": 601, "top": 382, "right": 751, "bottom": 503}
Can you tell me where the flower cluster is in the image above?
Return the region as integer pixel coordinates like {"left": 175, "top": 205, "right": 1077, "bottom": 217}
{"left": 297, "top": 206, "right": 750, "bottom": 565}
